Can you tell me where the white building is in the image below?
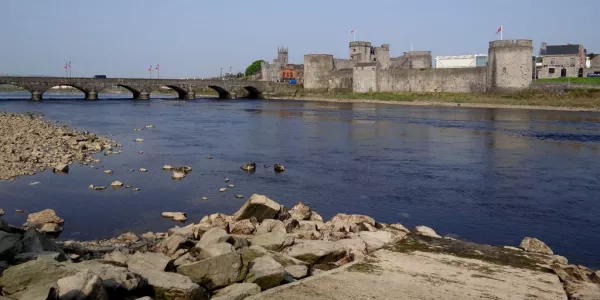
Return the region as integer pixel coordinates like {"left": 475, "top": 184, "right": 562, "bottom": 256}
{"left": 435, "top": 54, "right": 488, "bottom": 68}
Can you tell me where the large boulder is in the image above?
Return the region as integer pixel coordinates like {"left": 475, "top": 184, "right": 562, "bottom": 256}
{"left": 249, "top": 233, "right": 295, "bottom": 252}
{"left": 289, "top": 202, "right": 312, "bottom": 221}
{"left": 229, "top": 220, "right": 256, "bottom": 235}
{"left": 211, "top": 283, "right": 261, "bottom": 300}
{"left": 102, "top": 249, "right": 130, "bottom": 265}
{"left": 283, "top": 219, "right": 299, "bottom": 233}
{"left": 297, "top": 221, "right": 324, "bottom": 232}
{"left": 22, "top": 227, "right": 65, "bottom": 255}
{"left": 282, "top": 240, "right": 346, "bottom": 265}
{"left": 192, "top": 224, "right": 213, "bottom": 240}
{"left": 23, "top": 209, "right": 65, "bottom": 233}
{"left": 244, "top": 256, "right": 284, "bottom": 290}
{"left": 177, "top": 252, "right": 243, "bottom": 291}
{"left": 255, "top": 219, "right": 287, "bottom": 235}
{"left": 359, "top": 231, "right": 397, "bottom": 253}
{"left": 73, "top": 261, "right": 145, "bottom": 296}
{"left": 132, "top": 268, "right": 209, "bottom": 300}
{"left": 520, "top": 237, "right": 553, "bottom": 255}
{"left": 336, "top": 238, "right": 368, "bottom": 260}
{"left": 0, "top": 260, "right": 77, "bottom": 296}
{"left": 564, "top": 280, "right": 600, "bottom": 300}
{"left": 240, "top": 246, "right": 269, "bottom": 279}
{"left": 196, "top": 228, "right": 228, "bottom": 247}
{"left": 0, "top": 231, "right": 22, "bottom": 261}
{"left": 232, "top": 194, "right": 281, "bottom": 222}
{"left": 127, "top": 252, "right": 174, "bottom": 272}
{"left": 160, "top": 235, "right": 190, "bottom": 257}
{"left": 168, "top": 226, "right": 195, "bottom": 240}
{"left": 268, "top": 251, "right": 307, "bottom": 267}
{"left": 330, "top": 213, "right": 375, "bottom": 227}
{"left": 194, "top": 243, "right": 234, "bottom": 260}
{"left": 56, "top": 270, "right": 108, "bottom": 300}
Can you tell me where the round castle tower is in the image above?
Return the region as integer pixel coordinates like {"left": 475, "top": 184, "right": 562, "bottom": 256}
{"left": 303, "top": 54, "right": 334, "bottom": 90}
{"left": 487, "top": 40, "right": 533, "bottom": 92}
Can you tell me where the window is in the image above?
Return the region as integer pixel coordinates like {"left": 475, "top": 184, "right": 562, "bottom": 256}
{"left": 570, "top": 57, "right": 576, "bottom": 67}
{"left": 549, "top": 68, "right": 555, "bottom": 74}
{"left": 353, "top": 49, "right": 356, "bottom": 53}
{"left": 550, "top": 58, "right": 556, "bottom": 65}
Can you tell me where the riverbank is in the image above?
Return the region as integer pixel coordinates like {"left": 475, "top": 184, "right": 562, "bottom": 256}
{"left": 279, "top": 89, "right": 600, "bottom": 112}
{"left": 1, "top": 195, "right": 598, "bottom": 299}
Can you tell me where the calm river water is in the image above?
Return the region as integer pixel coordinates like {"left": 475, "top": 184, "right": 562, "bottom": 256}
{"left": 1, "top": 91, "right": 600, "bottom": 267}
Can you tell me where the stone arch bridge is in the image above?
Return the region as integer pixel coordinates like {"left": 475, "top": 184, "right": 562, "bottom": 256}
{"left": 0, "top": 76, "right": 298, "bottom": 100}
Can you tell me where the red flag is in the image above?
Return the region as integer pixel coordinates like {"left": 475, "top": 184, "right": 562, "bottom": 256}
{"left": 64, "top": 64, "right": 68, "bottom": 69}
{"left": 495, "top": 26, "right": 502, "bottom": 34}
{"left": 148, "top": 65, "right": 152, "bottom": 72}
{"left": 156, "top": 64, "right": 159, "bottom": 70}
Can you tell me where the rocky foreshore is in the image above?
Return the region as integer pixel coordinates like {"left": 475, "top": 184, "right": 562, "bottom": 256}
{"left": 1, "top": 195, "right": 599, "bottom": 300}
{"left": 0, "top": 112, "right": 117, "bottom": 180}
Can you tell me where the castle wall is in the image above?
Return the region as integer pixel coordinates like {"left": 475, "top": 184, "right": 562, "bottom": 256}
{"left": 334, "top": 59, "right": 356, "bottom": 70}
{"left": 304, "top": 54, "right": 334, "bottom": 90}
{"left": 328, "top": 69, "right": 353, "bottom": 92}
{"left": 375, "top": 67, "right": 488, "bottom": 93}
{"left": 353, "top": 63, "right": 378, "bottom": 93}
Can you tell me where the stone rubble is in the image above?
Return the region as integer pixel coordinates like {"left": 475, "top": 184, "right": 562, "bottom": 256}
{"left": 0, "top": 194, "right": 597, "bottom": 299}
{"left": 0, "top": 112, "right": 117, "bottom": 180}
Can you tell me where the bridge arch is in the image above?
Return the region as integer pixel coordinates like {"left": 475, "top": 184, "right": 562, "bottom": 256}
{"left": 42, "top": 84, "right": 87, "bottom": 100}
{"left": 0, "top": 83, "right": 31, "bottom": 99}
{"left": 151, "top": 85, "right": 189, "bottom": 99}
{"left": 208, "top": 85, "right": 233, "bottom": 99}
{"left": 97, "top": 84, "right": 141, "bottom": 99}
{"left": 243, "top": 86, "right": 264, "bottom": 99}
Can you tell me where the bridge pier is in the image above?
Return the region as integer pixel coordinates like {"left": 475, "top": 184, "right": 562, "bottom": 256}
{"left": 30, "top": 91, "right": 42, "bottom": 101}
{"left": 86, "top": 91, "right": 98, "bottom": 100}
{"left": 136, "top": 92, "right": 150, "bottom": 100}
{"left": 186, "top": 91, "right": 196, "bottom": 100}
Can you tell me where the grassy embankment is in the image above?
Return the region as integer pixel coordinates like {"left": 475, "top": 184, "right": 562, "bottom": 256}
{"left": 310, "top": 88, "right": 600, "bottom": 109}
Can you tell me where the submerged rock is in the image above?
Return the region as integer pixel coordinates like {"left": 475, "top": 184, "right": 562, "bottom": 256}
{"left": 111, "top": 181, "right": 124, "bottom": 187}
{"left": 162, "top": 212, "right": 187, "bottom": 222}
{"left": 274, "top": 163, "right": 285, "bottom": 173}
{"left": 241, "top": 162, "right": 256, "bottom": 172}
{"left": 53, "top": 163, "right": 69, "bottom": 173}
{"left": 172, "top": 171, "right": 186, "bottom": 180}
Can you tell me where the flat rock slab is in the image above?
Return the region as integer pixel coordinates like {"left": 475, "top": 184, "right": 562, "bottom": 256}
{"left": 251, "top": 235, "right": 567, "bottom": 300}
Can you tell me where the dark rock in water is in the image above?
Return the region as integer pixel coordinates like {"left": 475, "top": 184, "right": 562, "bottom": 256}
{"left": 264, "top": 164, "right": 271, "bottom": 169}
{"left": 274, "top": 163, "right": 285, "bottom": 173}
{"left": 241, "top": 163, "right": 256, "bottom": 172}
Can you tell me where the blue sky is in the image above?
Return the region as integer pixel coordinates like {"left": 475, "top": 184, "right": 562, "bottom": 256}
{"left": 1, "top": 0, "right": 598, "bottom": 78}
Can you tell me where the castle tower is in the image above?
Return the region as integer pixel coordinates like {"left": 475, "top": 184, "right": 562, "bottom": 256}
{"left": 487, "top": 39, "right": 533, "bottom": 92}
{"left": 374, "top": 44, "right": 390, "bottom": 69}
{"left": 349, "top": 41, "right": 373, "bottom": 63}
{"left": 277, "top": 46, "right": 289, "bottom": 64}
{"left": 304, "top": 54, "right": 334, "bottom": 90}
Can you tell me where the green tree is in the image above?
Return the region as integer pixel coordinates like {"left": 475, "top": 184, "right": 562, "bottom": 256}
{"left": 245, "top": 60, "right": 265, "bottom": 76}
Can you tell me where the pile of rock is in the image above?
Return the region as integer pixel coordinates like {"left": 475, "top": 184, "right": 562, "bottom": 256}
{"left": 0, "top": 195, "right": 411, "bottom": 299}
{"left": 0, "top": 112, "right": 117, "bottom": 180}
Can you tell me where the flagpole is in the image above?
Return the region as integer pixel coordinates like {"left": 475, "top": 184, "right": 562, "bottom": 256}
{"left": 501, "top": 25, "right": 503, "bottom": 41}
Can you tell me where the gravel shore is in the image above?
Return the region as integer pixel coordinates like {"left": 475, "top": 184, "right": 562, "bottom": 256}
{"left": 0, "top": 112, "right": 116, "bottom": 180}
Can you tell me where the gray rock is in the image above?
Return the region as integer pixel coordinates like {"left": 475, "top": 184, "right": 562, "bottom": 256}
{"left": 336, "top": 238, "right": 368, "bottom": 260}
{"left": 274, "top": 163, "right": 285, "bottom": 173}
{"left": 388, "top": 223, "right": 410, "bottom": 233}
{"left": 232, "top": 194, "right": 281, "bottom": 222}
{"left": 240, "top": 246, "right": 269, "bottom": 277}
{"left": 218, "top": 235, "right": 250, "bottom": 250}
{"left": 297, "top": 220, "right": 324, "bottom": 232}
{"left": 73, "top": 260, "right": 145, "bottom": 295}
{"left": 197, "top": 228, "right": 228, "bottom": 247}
{"left": 14, "top": 285, "right": 56, "bottom": 300}
{"left": 168, "top": 226, "right": 195, "bottom": 239}
{"left": 283, "top": 265, "right": 308, "bottom": 282}
{"left": 23, "top": 209, "right": 64, "bottom": 233}
{"left": 283, "top": 240, "right": 347, "bottom": 265}
{"left": 57, "top": 270, "right": 109, "bottom": 300}
{"left": 127, "top": 252, "right": 174, "bottom": 272}
{"left": 62, "top": 241, "right": 89, "bottom": 256}
{"left": 192, "top": 224, "right": 213, "bottom": 240}
{"left": 102, "top": 249, "right": 130, "bottom": 265}
{"left": 414, "top": 225, "right": 442, "bottom": 238}
{"left": 0, "top": 260, "right": 77, "bottom": 296}
{"left": 283, "top": 219, "right": 299, "bottom": 233}
{"left": 330, "top": 213, "right": 376, "bottom": 227}
{"left": 359, "top": 231, "right": 396, "bottom": 253}
{"left": 177, "top": 252, "right": 243, "bottom": 291}
{"left": 22, "top": 227, "right": 65, "bottom": 255}
{"left": 244, "top": 256, "right": 284, "bottom": 290}
{"left": 289, "top": 202, "right": 312, "bottom": 221}
{"left": 211, "top": 283, "right": 261, "bottom": 300}
{"left": 195, "top": 243, "right": 234, "bottom": 260}
{"left": 132, "top": 268, "right": 209, "bottom": 300}
{"left": 255, "top": 219, "right": 287, "bottom": 235}
{"left": 54, "top": 163, "right": 69, "bottom": 173}
{"left": 292, "top": 230, "right": 321, "bottom": 241}
{"left": 309, "top": 211, "right": 323, "bottom": 222}
{"left": 14, "top": 251, "right": 67, "bottom": 264}
{"left": 520, "top": 237, "right": 553, "bottom": 255}
{"left": 229, "top": 219, "right": 256, "bottom": 235}
{"left": 268, "top": 251, "right": 308, "bottom": 267}
{"left": 249, "top": 233, "right": 295, "bottom": 252}
{"left": 199, "top": 213, "right": 232, "bottom": 232}
{"left": 161, "top": 235, "right": 189, "bottom": 256}
{"left": 564, "top": 280, "right": 600, "bottom": 300}
{"left": 0, "top": 230, "right": 21, "bottom": 261}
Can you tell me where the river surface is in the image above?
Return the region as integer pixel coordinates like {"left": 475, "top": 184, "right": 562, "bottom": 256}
{"left": 1, "top": 91, "right": 600, "bottom": 267}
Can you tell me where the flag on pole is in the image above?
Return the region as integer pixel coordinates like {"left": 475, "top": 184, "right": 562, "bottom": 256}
{"left": 64, "top": 63, "right": 68, "bottom": 69}
{"left": 148, "top": 65, "right": 152, "bottom": 72}
{"left": 350, "top": 29, "right": 356, "bottom": 41}
{"left": 156, "top": 64, "right": 159, "bottom": 70}
{"left": 495, "top": 26, "right": 503, "bottom": 40}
